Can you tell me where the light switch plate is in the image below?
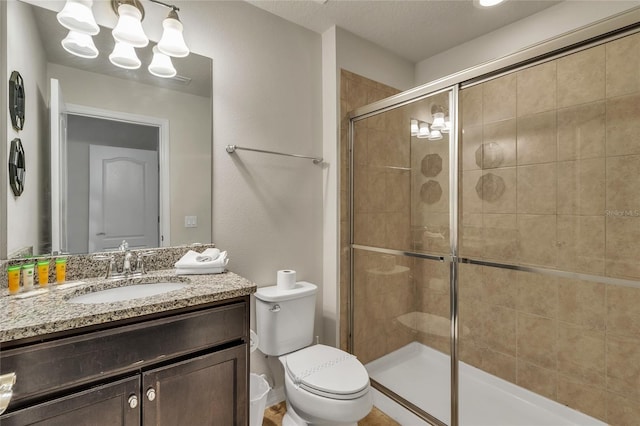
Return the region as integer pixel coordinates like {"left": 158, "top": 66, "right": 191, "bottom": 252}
{"left": 184, "top": 216, "right": 197, "bottom": 228}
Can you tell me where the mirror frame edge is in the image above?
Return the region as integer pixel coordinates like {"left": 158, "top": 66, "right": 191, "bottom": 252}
{"left": 1, "top": 0, "right": 7, "bottom": 260}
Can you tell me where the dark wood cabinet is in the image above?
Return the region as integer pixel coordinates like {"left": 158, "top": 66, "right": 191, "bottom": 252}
{"left": 0, "top": 376, "right": 140, "bottom": 426}
{"left": 143, "top": 345, "right": 247, "bottom": 425}
{"left": 0, "top": 298, "right": 249, "bottom": 425}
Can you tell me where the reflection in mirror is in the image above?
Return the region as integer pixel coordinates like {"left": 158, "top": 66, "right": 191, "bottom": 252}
{"left": 6, "top": 1, "right": 212, "bottom": 259}
{"left": 66, "top": 115, "right": 160, "bottom": 254}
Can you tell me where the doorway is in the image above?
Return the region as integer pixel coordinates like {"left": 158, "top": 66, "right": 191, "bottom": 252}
{"left": 65, "top": 114, "right": 162, "bottom": 254}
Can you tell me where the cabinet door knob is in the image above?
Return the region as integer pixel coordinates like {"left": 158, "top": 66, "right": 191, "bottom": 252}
{"left": 128, "top": 395, "right": 138, "bottom": 409}
{"left": 146, "top": 388, "right": 156, "bottom": 401}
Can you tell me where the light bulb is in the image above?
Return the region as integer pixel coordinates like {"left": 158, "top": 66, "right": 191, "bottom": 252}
{"left": 57, "top": 0, "right": 99, "bottom": 35}
{"left": 431, "top": 112, "right": 446, "bottom": 130}
{"left": 410, "top": 119, "right": 419, "bottom": 136}
{"left": 157, "top": 10, "right": 189, "bottom": 58}
{"left": 479, "top": 0, "right": 505, "bottom": 6}
{"left": 109, "top": 41, "right": 141, "bottom": 69}
{"left": 428, "top": 129, "right": 443, "bottom": 141}
{"left": 61, "top": 31, "right": 98, "bottom": 58}
{"left": 417, "top": 122, "right": 430, "bottom": 139}
{"left": 442, "top": 116, "right": 451, "bottom": 134}
{"left": 148, "top": 46, "right": 177, "bottom": 78}
{"left": 112, "top": 3, "right": 148, "bottom": 48}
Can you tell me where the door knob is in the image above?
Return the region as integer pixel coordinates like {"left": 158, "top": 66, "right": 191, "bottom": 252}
{"left": 146, "top": 388, "right": 156, "bottom": 401}
{"left": 128, "top": 395, "right": 138, "bottom": 409}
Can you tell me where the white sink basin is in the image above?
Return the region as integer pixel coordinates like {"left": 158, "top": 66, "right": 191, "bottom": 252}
{"left": 69, "top": 282, "right": 188, "bottom": 304}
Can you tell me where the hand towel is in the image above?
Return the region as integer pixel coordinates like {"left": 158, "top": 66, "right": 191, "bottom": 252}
{"left": 196, "top": 248, "right": 221, "bottom": 262}
{"left": 175, "top": 248, "right": 229, "bottom": 274}
{"left": 175, "top": 257, "right": 229, "bottom": 275}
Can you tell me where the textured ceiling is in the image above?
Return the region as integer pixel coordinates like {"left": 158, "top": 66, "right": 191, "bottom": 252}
{"left": 245, "top": 0, "right": 562, "bottom": 63}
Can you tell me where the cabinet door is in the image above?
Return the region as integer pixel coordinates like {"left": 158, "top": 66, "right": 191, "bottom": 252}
{"left": 0, "top": 376, "right": 140, "bottom": 426}
{"left": 142, "top": 345, "right": 248, "bottom": 426}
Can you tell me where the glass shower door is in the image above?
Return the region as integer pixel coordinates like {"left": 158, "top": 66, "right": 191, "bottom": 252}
{"left": 351, "top": 89, "right": 455, "bottom": 425}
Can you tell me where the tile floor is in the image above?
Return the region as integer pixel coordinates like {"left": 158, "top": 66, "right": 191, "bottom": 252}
{"left": 262, "top": 402, "right": 400, "bottom": 425}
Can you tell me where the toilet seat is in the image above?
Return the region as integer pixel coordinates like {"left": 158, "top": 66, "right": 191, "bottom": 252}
{"left": 284, "top": 344, "right": 370, "bottom": 400}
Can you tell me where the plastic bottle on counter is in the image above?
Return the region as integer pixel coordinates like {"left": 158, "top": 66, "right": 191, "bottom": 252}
{"left": 22, "top": 263, "right": 35, "bottom": 291}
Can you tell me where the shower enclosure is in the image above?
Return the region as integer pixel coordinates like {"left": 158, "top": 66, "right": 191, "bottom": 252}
{"left": 346, "top": 24, "right": 640, "bottom": 426}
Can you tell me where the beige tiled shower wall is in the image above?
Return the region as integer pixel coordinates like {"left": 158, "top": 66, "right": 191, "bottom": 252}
{"left": 339, "top": 70, "right": 401, "bottom": 352}
{"left": 352, "top": 249, "right": 416, "bottom": 365}
{"left": 351, "top": 248, "right": 452, "bottom": 365}
{"left": 344, "top": 72, "right": 454, "bottom": 363}
{"left": 459, "top": 32, "right": 640, "bottom": 425}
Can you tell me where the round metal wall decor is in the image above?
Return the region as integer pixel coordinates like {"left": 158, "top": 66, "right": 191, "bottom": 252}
{"left": 9, "top": 138, "right": 26, "bottom": 197}
{"left": 9, "top": 71, "right": 25, "bottom": 131}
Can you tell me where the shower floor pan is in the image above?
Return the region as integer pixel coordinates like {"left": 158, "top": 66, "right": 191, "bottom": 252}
{"left": 366, "top": 342, "right": 605, "bottom": 426}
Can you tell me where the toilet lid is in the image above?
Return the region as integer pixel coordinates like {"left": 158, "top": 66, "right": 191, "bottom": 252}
{"left": 285, "top": 345, "right": 369, "bottom": 400}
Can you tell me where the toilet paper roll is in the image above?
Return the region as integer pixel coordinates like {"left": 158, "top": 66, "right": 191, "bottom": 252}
{"left": 277, "top": 269, "right": 296, "bottom": 290}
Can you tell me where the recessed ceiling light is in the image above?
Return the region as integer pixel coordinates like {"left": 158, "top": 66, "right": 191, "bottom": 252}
{"left": 475, "top": 0, "right": 506, "bottom": 7}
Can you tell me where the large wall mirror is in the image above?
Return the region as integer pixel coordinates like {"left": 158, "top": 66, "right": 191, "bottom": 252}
{"left": 5, "top": 0, "right": 212, "bottom": 258}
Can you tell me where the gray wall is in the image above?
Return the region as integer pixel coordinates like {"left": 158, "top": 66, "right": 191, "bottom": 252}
{"left": 6, "top": 0, "right": 49, "bottom": 256}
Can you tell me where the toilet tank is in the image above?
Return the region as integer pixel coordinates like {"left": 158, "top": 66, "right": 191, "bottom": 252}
{"left": 255, "top": 281, "right": 317, "bottom": 356}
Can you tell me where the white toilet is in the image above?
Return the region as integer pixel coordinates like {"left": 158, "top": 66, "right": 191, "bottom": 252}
{"left": 255, "top": 281, "right": 373, "bottom": 426}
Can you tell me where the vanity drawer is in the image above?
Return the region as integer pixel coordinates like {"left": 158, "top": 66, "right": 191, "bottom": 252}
{"left": 0, "top": 302, "right": 247, "bottom": 408}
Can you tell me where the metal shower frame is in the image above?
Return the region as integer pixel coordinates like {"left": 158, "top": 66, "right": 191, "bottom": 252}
{"left": 347, "top": 9, "right": 640, "bottom": 426}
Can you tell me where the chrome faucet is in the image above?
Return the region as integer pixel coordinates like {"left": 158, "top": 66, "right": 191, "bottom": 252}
{"left": 93, "top": 241, "right": 156, "bottom": 279}
{"left": 120, "top": 240, "right": 132, "bottom": 276}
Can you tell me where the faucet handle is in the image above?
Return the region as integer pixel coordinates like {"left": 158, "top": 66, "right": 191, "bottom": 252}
{"left": 136, "top": 250, "right": 157, "bottom": 275}
{"left": 93, "top": 254, "right": 115, "bottom": 279}
{"left": 119, "top": 240, "right": 129, "bottom": 252}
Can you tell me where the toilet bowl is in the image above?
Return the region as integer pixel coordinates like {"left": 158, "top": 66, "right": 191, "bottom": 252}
{"left": 280, "top": 344, "right": 372, "bottom": 426}
{"left": 255, "top": 282, "right": 373, "bottom": 425}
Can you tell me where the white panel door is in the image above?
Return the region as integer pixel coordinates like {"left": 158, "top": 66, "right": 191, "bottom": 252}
{"left": 89, "top": 145, "right": 159, "bottom": 253}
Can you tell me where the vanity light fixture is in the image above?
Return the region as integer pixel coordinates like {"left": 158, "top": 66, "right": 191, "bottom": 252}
{"left": 61, "top": 30, "right": 99, "bottom": 59}
{"left": 111, "top": 0, "right": 189, "bottom": 55}
{"left": 57, "top": 0, "right": 189, "bottom": 77}
{"left": 148, "top": 46, "right": 177, "bottom": 78}
{"left": 56, "top": 0, "right": 99, "bottom": 35}
{"left": 108, "top": 0, "right": 189, "bottom": 73}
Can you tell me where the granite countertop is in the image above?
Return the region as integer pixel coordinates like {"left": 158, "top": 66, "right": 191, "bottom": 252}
{"left": 0, "top": 270, "right": 257, "bottom": 343}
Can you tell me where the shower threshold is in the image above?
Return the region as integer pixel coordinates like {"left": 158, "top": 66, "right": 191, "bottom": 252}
{"left": 366, "top": 342, "right": 605, "bottom": 426}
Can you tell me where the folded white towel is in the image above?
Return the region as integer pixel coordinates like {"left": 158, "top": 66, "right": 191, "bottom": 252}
{"left": 176, "top": 260, "right": 228, "bottom": 275}
{"left": 196, "top": 248, "right": 221, "bottom": 262}
{"left": 175, "top": 249, "right": 228, "bottom": 269}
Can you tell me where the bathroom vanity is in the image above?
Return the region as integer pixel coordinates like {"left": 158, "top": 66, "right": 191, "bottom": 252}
{"left": 0, "top": 271, "right": 256, "bottom": 425}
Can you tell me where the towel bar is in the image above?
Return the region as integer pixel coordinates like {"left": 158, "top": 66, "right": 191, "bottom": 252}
{"left": 226, "top": 145, "right": 323, "bottom": 164}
